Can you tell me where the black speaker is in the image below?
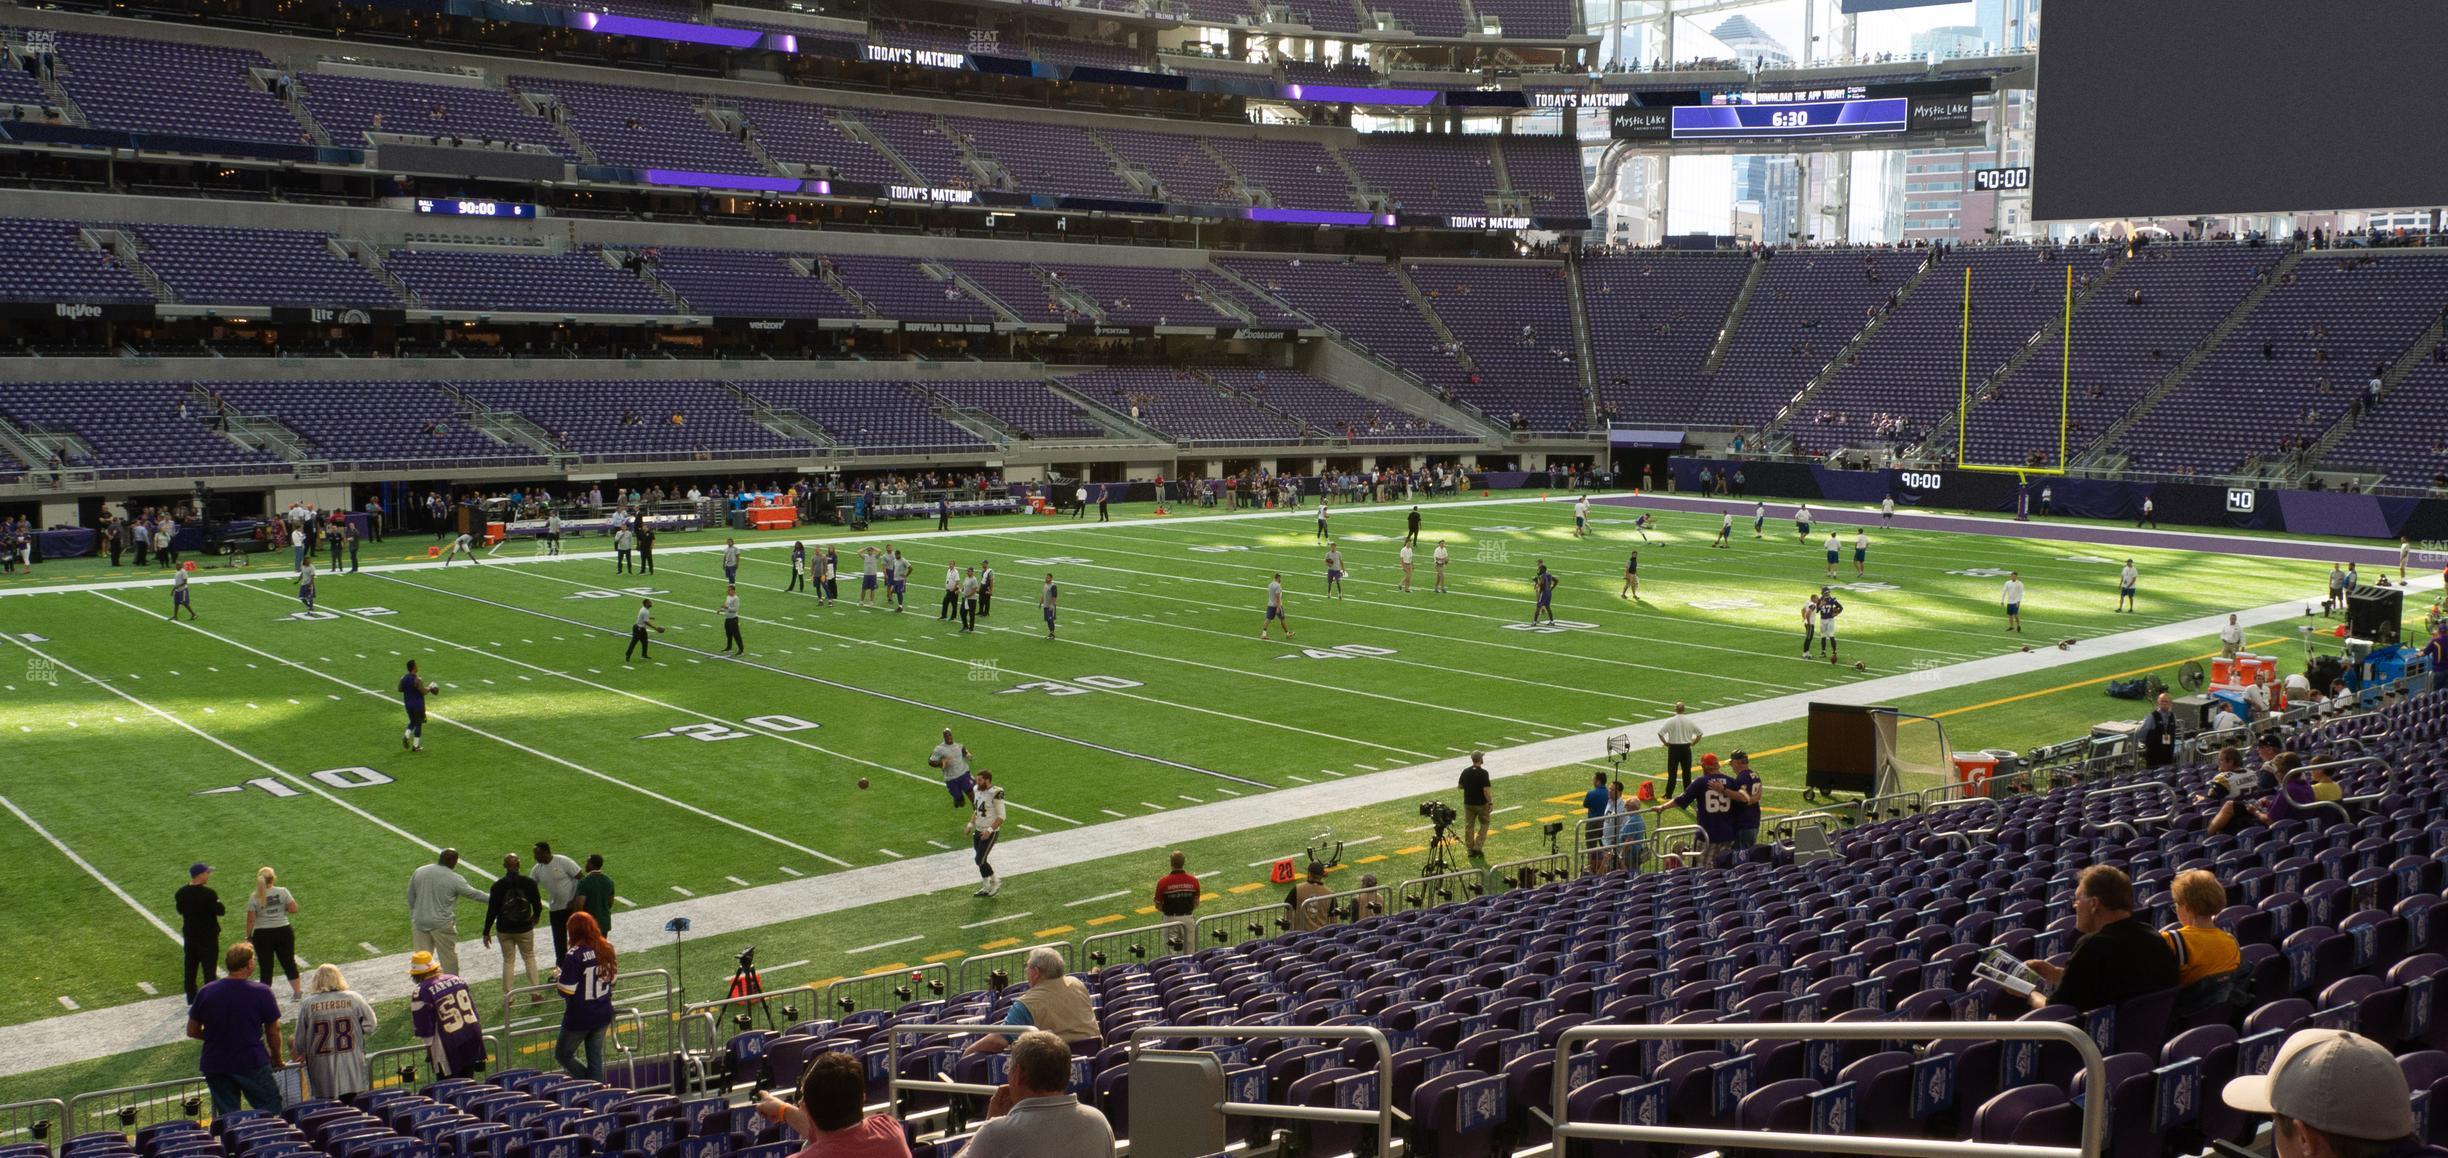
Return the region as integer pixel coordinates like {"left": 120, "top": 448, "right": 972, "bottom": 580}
{"left": 2305, "top": 654, "right": 2346, "bottom": 692}
{"left": 2347, "top": 586, "right": 2404, "bottom": 647}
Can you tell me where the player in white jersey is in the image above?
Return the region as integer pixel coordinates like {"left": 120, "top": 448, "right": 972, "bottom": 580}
{"left": 1881, "top": 496, "right": 1895, "bottom": 523}
{"left": 443, "top": 531, "right": 479, "bottom": 566}
{"left": 1795, "top": 504, "right": 1814, "bottom": 543}
{"left": 1573, "top": 497, "right": 1591, "bottom": 538}
{"left": 1752, "top": 502, "right": 1768, "bottom": 539}
{"left": 2117, "top": 560, "right": 2139, "bottom": 613}
{"left": 1316, "top": 502, "right": 1330, "bottom": 541}
{"left": 721, "top": 539, "right": 741, "bottom": 584}
{"left": 544, "top": 512, "right": 562, "bottom": 556}
{"left": 1323, "top": 544, "right": 1345, "bottom": 599}
{"left": 1713, "top": 512, "right": 1733, "bottom": 548}
{"left": 297, "top": 561, "right": 318, "bottom": 611}
{"left": 1823, "top": 532, "right": 1841, "bottom": 578}
{"left": 1261, "top": 573, "right": 1293, "bottom": 640}
{"left": 1432, "top": 540, "right": 1450, "bottom": 593}
{"left": 170, "top": 565, "right": 195, "bottom": 620}
{"left": 939, "top": 562, "right": 962, "bottom": 620}
{"left": 1398, "top": 543, "right": 1415, "bottom": 592}
{"left": 856, "top": 546, "right": 881, "bottom": 607}
{"left": 2001, "top": 572, "right": 2026, "bottom": 634}
{"left": 966, "top": 770, "right": 1006, "bottom": 896}
{"left": 1853, "top": 530, "right": 1870, "bottom": 577}
{"left": 719, "top": 585, "right": 743, "bottom": 655}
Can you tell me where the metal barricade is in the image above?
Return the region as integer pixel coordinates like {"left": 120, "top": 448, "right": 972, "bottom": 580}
{"left": 1396, "top": 867, "right": 1487, "bottom": 911}
{"left": 1081, "top": 921, "right": 1191, "bottom": 973}
{"left": 1485, "top": 849, "right": 1577, "bottom": 895}
{"left": 62, "top": 1068, "right": 297, "bottom": 1137}
{"left": 822, "top": 965, "right": 950, "bottom": 1018}
{"left": 1553, "top": 1021, "right": 2109, "bottom": 1158}
{"left": 676, "top": 981, "right": 832, "bottom": 1095}
{"left": 1191, "top": 901, "right": 1296, "bottom": 950}
{"left": 0, "top": 1099, "right": 65, "bottom": 1152}
{"left": 957, "top": 945, "right": 1067, "bottom": 996}
{"left": 1125, "top": 1024, "right": 1395, "bottom": 1157}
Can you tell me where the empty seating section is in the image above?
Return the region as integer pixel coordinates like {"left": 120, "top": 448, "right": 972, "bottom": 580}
{"left": 2327, "top": 358, "right": 2448, "bottom": 486}
{"left": 819, "top": 255, "right": 989, "bottom": 323}
{"left": 1497, "top": 136, "right": 1585, "bottom": 217}
{"left": 130, "top": 224, "right": 399, "bottom": 309}
{"left": 647, "top": 249, "right": 861, "bottom": 319}
{"left": 0, "top": 218, "right": 153, "bottom": 303}
{"left": 1466, "top": 0, "right": 1577, "bottom": 37}
{"left": 1039, "top": 264, "right": 1238, "bottom": 327}
{"left": 0, "top": 382, "right": 281, "bottom": 472}
{"left": 1096, "top": 128, "right": 1242, "bottom": 204}
{"left": 1202, "top": 368, "right": 1469, "bottom": 441}
{"left": 208, "top": 381, "right": 517, "bottom": 467}
{"left": 50, "top": 32, "right": 301, "bottom": 143}
{"left": 0, "top": 55, "right": 50, "bottom": 106}
{"left": 384, "top": 248, "right": 670, "bottom": 314}
{"left": 870, "top": 21, "right": 973, "bottom": 56}
{"left": 1711, "top": 250, "right": 1925, "bottom": 428}
{"left": 1963, "top": 246, "right": 2265, "bottom": 468}
{"left": 460, "top": 380, "right": 807, "bottom": 459}
{"left": 945, "top": 260, "right": 1072, "bottom": 324}
{"left": 298, "top": 73, "right": 570, "bottom": 154}
{"left": 1796, "top": 247, "right": 2081, "bottom": 456}
{"left": 511, "top": 77, "right": 762, "bottom": 173}
{"left": 1188, "top": 270, "right": 1309, "bottom": 329}
{"left": 1343, "top": 136, "right": 1494, "bottom": 215}
{"left": 946, "top": 117, "right": 1135, "bottom": 200}
{"left": 2118, "top": 253, "right": 2448, "bottom": 475}
{"left": 1062, "top": 368, "right": 1305, "bottom": 443}
{"left": 1273, "top": 0, "right": 1364, "bottom": 33}
{"left": 1206, "top": 137, "right": 1358, "bottom": 210}
{"left": 848, "top": 108, "right": 973, "bottom": 188}
{"left": 749, "top": 381, "right": 991, "bottom": 452}
{"left": 1409, "top": 261, "right": 1586, "bottom": 431}
{"left": 922, "top": 380, "right": 1105, "bottom": 439}
{"left": 1023, "top": 35, "right": 1151, "bottom": 72}
{"left": 1171, "top": 0, "right": 1259, "bottom": 23}
{"left": 1220, "top": 257, "right": 1466, "bottom": 401}
{"left": 730, "top": 99, "right": 899, "bottom": 183}
{"left": 1368, "top": 0, "right": 1468, "bottom": 37}
{"left": 1583, "top": 252, "right": 1751, "bottom": 424}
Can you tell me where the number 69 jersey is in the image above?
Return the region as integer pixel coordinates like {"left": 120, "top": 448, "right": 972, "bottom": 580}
{"left": 410, "top": 972, "right": 487, "bottom": 1078}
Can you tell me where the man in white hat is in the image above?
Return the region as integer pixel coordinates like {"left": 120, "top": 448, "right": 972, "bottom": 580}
{"left": 2221, "top": 1027, "right": 2443, "bottom": 1157}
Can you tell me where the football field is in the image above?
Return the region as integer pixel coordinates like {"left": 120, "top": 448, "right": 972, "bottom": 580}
{"left": 0, "top": 492, "right": 2413, "bottom": 1096}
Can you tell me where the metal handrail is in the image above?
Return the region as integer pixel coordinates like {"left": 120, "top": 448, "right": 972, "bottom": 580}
{"left": 1192, "top": 899, "right": 1297, "bottom": 949}
{"left": 1552, "top": 1020, "right": 2109, "bottom": 1158}
{"left": 1126, "top": 1024, "right": 1395, "bottom": 1152}
{"left": 0, "top": 1099, "right": 66, "bottom": 1151}
{"left": 957, "top": 944, "right": 1067, "bottom": 997}
{"left": 1396, "top": 867, "right": 1487, "bottom": 911}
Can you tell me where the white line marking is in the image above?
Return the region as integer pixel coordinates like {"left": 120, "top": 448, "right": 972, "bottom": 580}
{"left": 927, "top": 840, "right": 952, "bottom": 850}
{"left": 1141, "top": 801, "right": 1167, "bottom": 811}
{"left": 1492, "top": 805, "right": 1522, "bottom": 815}
{"left": 848, "top": 935, "right": 924, "bottom": 954}
{"left": 726, "top": 876, "right": 752, "bottom": 887}
{"left": 959, "top": 913, "right": 1033, "bottom": 929}
{"left": 360, "top": 942, "right": 382, "bottom": 955}
{"left": 1101, "top": 809, "right": 1129, "bottom": 818}
{"left": 136, "top": 983, "right": 156, "bottom": 996}
{"left": 672, "top": 886, "right": 695, "bottom": 897}
{"left": 878, "top": 848, "right": 906, "bottom": 859}
{"left": 1065, "top": 891, "right": 1129, "bottom": 907}
{"left": 1287, "top": 774, "right": 1313, "bottom": 784}
{"left": 779, "top": 867, "right": 804, "bottom": 877}
{"left": 1177, "top": 795, "right": 1204, "bottom": 803}
{"left": 615, "top": 896, "right": 635, "bottom": 907}
{"left": 58, "top": 997, "right": 76, "bottom": 1010}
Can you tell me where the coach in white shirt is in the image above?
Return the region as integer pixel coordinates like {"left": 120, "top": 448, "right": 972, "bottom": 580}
{"left": 1657, "top": 702, "right": 1704, "bottom": 795}
{"left": 2001, "top": 573, "right": 2026, "bottom": 634}
{"left": 2219, "top": 614, "right": 2244, "bottom": 660}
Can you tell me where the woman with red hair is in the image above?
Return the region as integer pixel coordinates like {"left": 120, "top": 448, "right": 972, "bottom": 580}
{"left": 554, "top": 912, "right": 617, "bottom": 1079}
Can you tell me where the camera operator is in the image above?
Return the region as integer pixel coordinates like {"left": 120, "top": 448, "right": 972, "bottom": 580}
{"left": 1285, "top": 862, "right": 1333, "bottom": 933}
{"left": 1456, "top": 753, "right": 1492, "bottom": 856}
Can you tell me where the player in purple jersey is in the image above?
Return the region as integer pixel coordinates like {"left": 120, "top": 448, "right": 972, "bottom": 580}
{"left": 407, "top": 951, "right": 486, "bottom": 1079}
{"left": 1531, "top": 561, "right": 1557, "bottom": 625}
{"left": 554, "top": 912, "right": 617, "bottom": 1080}
{"left": 1669, "top": 754, "right": 1739, "bottom": 868}
{"left": 400, "top": 660, "right": 433, "bottom": 753}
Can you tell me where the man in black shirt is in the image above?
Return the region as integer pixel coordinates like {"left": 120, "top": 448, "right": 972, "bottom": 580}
{"left": 2023, "top": 865, "right": 2179, "bottom": 1011}
{"left": 2139, "top": 693, "right": 2180, "bottom": 768}
{"left": 177, "top": 862, "right": 224, "bottom": 1004}
{"left": 1457, "top": 753, "right": 1493, "bottom": 857}
{"left": 1405, "top": 507, "right": 1422, "bottom": 545}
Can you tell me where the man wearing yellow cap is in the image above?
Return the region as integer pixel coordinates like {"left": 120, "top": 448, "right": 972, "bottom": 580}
{"left": 407, "top": 951, "right": 487, "bottom": 1079}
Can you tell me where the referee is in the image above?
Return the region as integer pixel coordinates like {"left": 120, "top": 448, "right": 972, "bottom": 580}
{"left": 966, "top": 769, "right": 1004, "bottom": 897}
{"left": 1656, "top": 702, "right": 1702, "bottom": 795}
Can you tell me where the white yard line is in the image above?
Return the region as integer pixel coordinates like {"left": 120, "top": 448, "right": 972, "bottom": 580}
{"left": 0, "top": 795, "right": 181, "bottom": 943}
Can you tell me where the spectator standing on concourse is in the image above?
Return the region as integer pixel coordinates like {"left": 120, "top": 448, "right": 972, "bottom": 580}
{"left": 188, "top": 942, "right": 286, "bottom": 1117}
{"left": 2021, "top": 865, "right": 2178, "bottom": 1011}
{"left": 408, "top": 849, "right": 487, "bottom": 976}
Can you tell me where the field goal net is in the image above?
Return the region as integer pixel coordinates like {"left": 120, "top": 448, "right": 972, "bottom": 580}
{"left": 1883, "top": 709, "right": 1957, "bottom": 800}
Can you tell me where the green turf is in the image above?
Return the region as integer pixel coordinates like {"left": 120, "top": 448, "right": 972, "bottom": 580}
{"left": 0, "top": 493, "right": 2358, "bottom": 1101}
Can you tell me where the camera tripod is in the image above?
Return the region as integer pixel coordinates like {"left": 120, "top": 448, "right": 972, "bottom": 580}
{"left": 1419, "top": 821, "right": 1460, "bottom": 877}
{"left": 728, "top": 955, "right": 774, "bottom": 1029}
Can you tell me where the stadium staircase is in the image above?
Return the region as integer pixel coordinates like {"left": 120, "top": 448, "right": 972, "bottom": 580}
{"left": 935, "top": 117, "right": 1009, "bottom": 191}
{"left": 707, "top": 107, "right": 784, "bottom": 176}
{"left": 1761, "top": 256, "right": 1938, "bottom": 440}
{"left": 900, "top": 383, "right": 1039, "bottom": 447}
{"left": 269, "top": 72, "right": 331, "bottom": 147}
{"left": 441, "top": 384, "right": 569, "bottom": 462}
{"left": 2079, "top": 248, "right": 2306, "bottom": 468}
{"left": 1031, "top": 267, "right": 1108, "bottom": 321}
{"left": 1084, "top": 131, "right": 1159, "bottom": 199}
{"left": 811, "top": 266, "right": 883, "bottom": 322}
{"left": 607, "top": 250, "right": 696, "bottom": 315}
{"left": 1700, "top": 253, "right": 1768, "bottom": 375}
{"left": 337, "top": 238, "right": 424, "bottom": 309}
{"left": 1920, "top": 246, "right": 2134, "bottom": 463}
{"left": 189, "top": 385, "right": 319, "bottom": 466}
{"left": 0, "top": 414, "right": 60, "bottom": 473}
{"left": 1482, "top": 136, "right": 1512, "bottom": 215}
{"left": 922, "top": 262, "right": 1021, "bottom": 324}
{"left": 1042, "top": 377, "right": 1174, "bottom": 442}
{"left": 825, "top": 112, "right": 924, "bottom": 186}
{"left": 721, "top": 382, "right": 840, "bottom": 450}
{"left": 1205, "top": 262, "right": 1500, "bottom": 437}
{"left": 1563, "top": 254, "right": 1600, "bottom": 427}
{"left": 1185, "top": 366, "right": 1330, "bottom": 438}
{"left": 1196, "top": 139, "right": 1264, "bottom": 206}
{"left": 1325, "top": 143, "right": 1377, "bottom": 211}
{"left": 520, "top": 94, "right": 599, "bottom": 166}
{"left": 29, "top": 52, "right": 87, "bottom": 125}
{"left": 1180, "top": 271, "right": 1259, "bottom": 326}
{"left": 1386, "top": 262, "right": 1479, "bottom": 378}
{"left": 2305, "top": 313, "right": 2448, "bottom": 471}
{"left": 77, "top": 227, "right": 175, "bottom": 303}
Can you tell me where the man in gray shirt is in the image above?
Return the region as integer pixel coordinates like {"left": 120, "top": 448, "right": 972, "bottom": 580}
{"left": 532, "top": 841, "right": 584, "bottom": 961}
{"left": 407, "top": 849, "right": 487, "bottom": 976}
{"left": 959, "top": 1030, "right": 1114, "bottom": 1157}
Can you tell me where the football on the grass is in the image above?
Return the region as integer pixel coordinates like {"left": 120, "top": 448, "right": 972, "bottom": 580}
{"left": 857, "top": 778, "right": 870, "bottom": 790}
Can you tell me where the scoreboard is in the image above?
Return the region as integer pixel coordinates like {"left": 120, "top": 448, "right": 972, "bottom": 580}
{"left": 1670, "top": 97, "right": 1907, "bottom": 140}
{"left": 1610, "top": 80, "right": 1984, "bottom": 145}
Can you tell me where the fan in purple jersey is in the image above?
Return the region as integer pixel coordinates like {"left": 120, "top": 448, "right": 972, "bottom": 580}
{"left": 1669, "top": 753, "right": 1739, "bottom": 868}
{"left": 554, "top": 912, "right": 618, "bottom": 1081}
{"left": 407, "top": 951, "right": 486, "bottom": 1079}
